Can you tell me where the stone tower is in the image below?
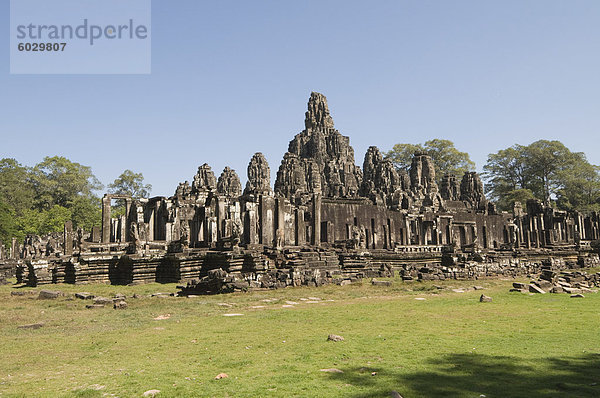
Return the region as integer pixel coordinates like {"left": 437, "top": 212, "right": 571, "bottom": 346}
{"left": 275, "top": 92, "right": 362, "bottom": 199}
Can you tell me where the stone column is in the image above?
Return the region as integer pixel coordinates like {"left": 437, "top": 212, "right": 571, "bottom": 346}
{"left": 10, "top": 237, "right": 17, "bottom": 259}
{"left": 101, "top": 195, "right": 111, "bottom": 243}
{"left": 276, "top": 197, "right": 285, "bottom": 244}
{"left": 259, "top": 195, "right": 274, "bottom": 246}
{"left": 64, "top": 221, "right": 73, "bottom": 255}
{"left": 312, "top": 194, "right": 321, "bottom": 246}
{"left": 295, "top": 208, "right": 305, "bottom": 246}
{"left": 125, "top": 199, "right": 132, "bottom": 241}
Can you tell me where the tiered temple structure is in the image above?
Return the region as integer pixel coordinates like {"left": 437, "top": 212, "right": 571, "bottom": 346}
{"left": 2, "top": 92, "right": 599, "bottom": 291}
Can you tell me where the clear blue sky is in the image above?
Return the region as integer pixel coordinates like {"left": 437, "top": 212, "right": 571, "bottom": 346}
{"left": 1, "top": 0, "right": 599, "bottom": 197}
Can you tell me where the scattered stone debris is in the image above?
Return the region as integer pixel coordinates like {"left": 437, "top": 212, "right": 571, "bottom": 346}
{"left": 414, "top": 297, "right": 426, "bottom": 300}
{"left": 86, "top": 304, "right": 105, "bottom": 309}
{"left": 528, "top": 284, "right": 546, "bottom": 294}
{"left": 473, "top": 286, "right": 485, "bottom": 290}
{"left": 11, "top": 291, "right": 35, "bottom": 296}
{"left": 75, "top": 292, "right": 94, "bottom": 300}
{"left": 18, "top": 322, "right": 44, "bottom": 330}
{"left": 371, "top": 371, "right": 378, "bottom": 376}
{"left": 93, "top": 297, "right": 114, "bottom": 305}
{"left": 214, "top": 373, "right": 229, "bottom": 379}
{"left": 371, "top": 279, "right": 392, "bottom": 287}
{"left": 479, "top": 294, "right": 492, "bottom": 302}
{"left": 510, "top": 269, "right": 599, "bottom": 296}
{"left": 143, "top": 390, "right": 161, "bottom": 397}
{"left": 151, "top": 293, "right": 172, "bottom": 298}
{"left": 320, "top": 368, "right": 344, "bottom": 373}
{"left": 571, "top": 294, "right": 585, "bottom": 298}
{"left": 327, "top": 334, "right": 344, "bottom": 342}
{"left": 113, "top": 300, "right": 128, "bottom": 309}
{"left": 38, "top": 290, "right": 60, "bottom": 299}
{"left": 222, "top": 313, "right": 244, "bottom": 317}
{"left": 390, "top": 392, "right": 404, "bottom": 398}
{"left": 153, "top": 314, "right": 171, "bottom": 320}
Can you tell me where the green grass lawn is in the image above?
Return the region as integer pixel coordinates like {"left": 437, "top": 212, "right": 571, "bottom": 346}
{"left": 0, "top": 277, "right": 599, "bottom": 398}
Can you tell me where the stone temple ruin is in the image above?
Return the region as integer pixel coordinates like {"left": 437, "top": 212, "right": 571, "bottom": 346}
{"left": 1, "top": 92, "right": 599, "bottom": 294}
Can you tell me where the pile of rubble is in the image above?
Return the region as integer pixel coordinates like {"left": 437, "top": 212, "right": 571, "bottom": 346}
{"left": 510, "top": 266, "right": 599, "bottom": 296}
{"left": 177, "top": 266, "right": 353, "bottom": 296}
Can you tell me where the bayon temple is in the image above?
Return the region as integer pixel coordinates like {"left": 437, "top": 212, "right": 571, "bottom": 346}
{"left": 1, "top": 92, "right": 599, "bottom": 293}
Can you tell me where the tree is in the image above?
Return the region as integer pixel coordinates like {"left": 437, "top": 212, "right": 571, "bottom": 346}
{"left": 40, "top": 205, "right": 72, "bottom": 235}
{"left": 108, "top": 170, "right": 152, "bottom": 198}
{"left": 482, "top": 145, "right": 531, "bottom": 206}
{"left": 32, "top": 156, "right": 103, "bottom": 210}
{"left": 0, "top": 200, "right": 20, "bottom": 246}
{"left": 70, "top": 196, "right": 102, "bottom": 230}
{"left": 524, "top": 140, "right": 580, "bottom": 203}
{"left": 483, "top": 140, "right": 600, "bottom": 212}
{"left": 0, "top": 158, "right": 36, "bottom": 215}
{"left": 385, "top": 139, "right": 475, "bottom": 179}
{"left": 556, "top": 157, "right": 600, "bottom": 213}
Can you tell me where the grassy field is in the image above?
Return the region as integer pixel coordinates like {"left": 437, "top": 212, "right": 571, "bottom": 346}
{"left": 0, "top": 276, "right": 599, "bottom": 398}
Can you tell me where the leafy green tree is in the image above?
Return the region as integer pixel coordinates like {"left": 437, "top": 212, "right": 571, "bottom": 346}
{"left": 32, "top": 156, "right": 103, "bottom": 209}
{"left": 40, "top": 205, "right": 72, "bottom": 235}
{"left": 556, "top": 158, "right": 600, "bottom": 213}
{"left": 0, "top": 158, "right": 36, "bottom": 215}
{"left": 385, "top": 139, "right": 475, "bottom": 179}
{"left": 484, "top": 140, "right": 600, "bottom": 212}
{"left": 0, "top": 200, "right": 20, "bottom": 246}
{"left": 70, "top": 196, "right": 102, "bottom": 230}
{"left": 107, "top": 170, "right": 152, "bottom": 218}
{"left": 108, "top": 169, "right": 152, "bottom": 198}
{"left": 524, "top": 140, "right": 580, "bottom": 203}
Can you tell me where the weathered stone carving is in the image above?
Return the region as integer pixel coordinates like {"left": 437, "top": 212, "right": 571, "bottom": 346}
{"left": 410, "top": 153, "right": 438, "bottom": 194}
{"left": 275, "top": 92, "right": 362, "bottom": 199}
{"left": 192, "top": 164, "right": 217, "bottom": 193}
{"left": 175, "top": 181, "right": 192, "bottom": 198}
{"left": 217, "top": 167, "right": 242, "bottom": 197}
{"left": 460, "top": 172, "right": 486, "bottom": 209}
{"left": 440, "top": 174, "right": 460, "bottom": 201}
{"left": 244, "top": 153, "right": 272, "bottom": 196}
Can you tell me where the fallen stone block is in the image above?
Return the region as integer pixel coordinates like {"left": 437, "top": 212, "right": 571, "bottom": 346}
{"left": 113, "top": 300, "right": 128, "bottom": 309}
{"left": 93, "top": 297, "right": 113, "bottom": 305}
{"left": 571, "top": 294, "right": 585, "bottom": 298}
{"left": 17, "top": 322, "right": 44, "bottom": 330}
{"left": 320, "top": 368, "right": 344, "bottom": 373}
{"left": 371, "top": 279, "right": 392, "bottom": 287}
{"left": 327, "top": 334, "right": 344, "bottom": 342}
{"left": 86, "top": 304, "right": 105, "bottom": 309}
{"left": 38, "top": 290, "right": 60, "bottom": 299}
{"left": 75, "top": 292, "right": 94, "bottom": 300}
{"left": 528, "top": 284, "right": 546, "bottom": 294}
{"left": 479, "top": 294, "right": 492, "bottom": 302}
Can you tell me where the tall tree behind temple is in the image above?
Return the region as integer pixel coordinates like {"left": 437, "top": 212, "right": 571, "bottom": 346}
{"left": 483, "top": 140, "right": 600, "bottom": 212}
{"left": 385, "top": 139, "right": 475, "bottom": 181}
{"left": 0, "top": 156, "right": 103, "bottom": 245}
{"left": 107, "top": 170, "right": 152, "bottom": 217}
{"left": 108, "top": 170, "right": 152, "bottom": 198}
{"left": 31, "top": 156, "right": 103, "bottom": 209}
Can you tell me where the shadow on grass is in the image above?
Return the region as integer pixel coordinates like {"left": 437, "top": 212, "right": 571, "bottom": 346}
{"left": 326, "top": 353, "right": 600, "bottom": 397}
